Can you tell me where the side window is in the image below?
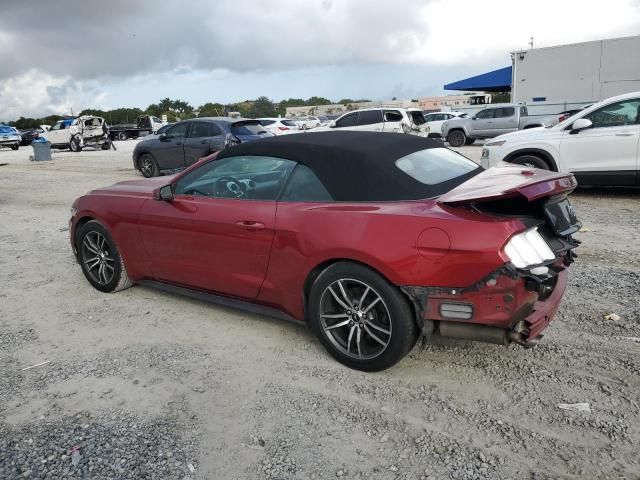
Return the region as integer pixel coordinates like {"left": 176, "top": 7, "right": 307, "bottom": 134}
{"left": 165, "top": 122, "right": 189, "bottom": 139}
{"left": 188, "top": 122, "right": 215, "bottom": 138}
{"left": 494, "top": 107, "right": 515, "bottom": 118}
{"left": 584, "top": 99, "right": 640, "bottom": 128}
{"left": 475, "top": 109, "right": 495, "bottom": 119}
{"left": 520, "top": 106, "right": 528, "bottom": 116}
{"left": 259, "top": 120, "right": 275, "bottom": 126}
{"left": 280, "top": 165, "right": 333, "bottom": 202}
{"left": 152, "top": 117, "right": 162, "bottom": 123}
{"left": 50, "top": 122, "right": 62, "bottom": 131}
{"left": 335, "top": 113, "right": 358, "bottom": 128}
{"left": 174, "top": 156, "right": 295, "bottom": 200}
{"left": 357, "top": 110, "right": 382, "bottom": 126}
{"left": 384, "top": 110, "right": 403, "bottom": 122}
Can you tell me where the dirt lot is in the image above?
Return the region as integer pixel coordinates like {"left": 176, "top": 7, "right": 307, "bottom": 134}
{"left": 1, "top": 139, "right": 639, "bottom": 480}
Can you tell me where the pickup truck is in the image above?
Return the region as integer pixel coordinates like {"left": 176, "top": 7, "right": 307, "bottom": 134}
{"left": 108, "top": 115, "right": 165, "bottom": 141}
{"left": 441, "top": 104, "right": 559, "bottom": 147}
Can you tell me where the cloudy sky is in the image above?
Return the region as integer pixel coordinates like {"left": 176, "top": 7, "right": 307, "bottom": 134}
{"left": 1, "top": 0, "right": 639, "bottom": 120}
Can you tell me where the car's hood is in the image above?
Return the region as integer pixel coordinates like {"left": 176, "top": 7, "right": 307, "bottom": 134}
{"left": 90, "top": 176, "right": 175, "bottom": 197}
{"left": 438, "top": 163, "right": 577, "bottom": 204}
{"left": 490, "top": 126, "right": 548, "bottom": 142}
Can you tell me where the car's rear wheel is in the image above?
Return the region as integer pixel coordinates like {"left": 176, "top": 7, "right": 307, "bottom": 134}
{"left": 309, "top": 262, "right": 418, "bottom": 371}
{"left": 511, "top": 154, "right": 550, "bottom": 170}
{"left": 117, "top": 131, "right": 128, "bottom": 141}
{"left": 77, "top": 220, "right": 132, "bottom": 293}
{"left": 447, "top": 130, "right": 466, "bottom": 147}
{"left": 11, "top": 144, "right": 19, "bottom": 150}
{"left": 139, "top": 153, "right": 159, "bottom": 178}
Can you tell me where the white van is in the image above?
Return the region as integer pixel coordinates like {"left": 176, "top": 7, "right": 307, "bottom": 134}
{"left": 324, "top": 108, "right": 429, "bottom": 136}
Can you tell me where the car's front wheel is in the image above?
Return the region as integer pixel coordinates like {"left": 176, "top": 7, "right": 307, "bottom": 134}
{"left": 70, "top": 135, "right": 82, "bottom": 152}
{"left": 117, "top": 131, "right": 128, "bottom": 141}
{"left": 77, "top": 220, "right": 132, "bottom": 293}
{"left": 447, "top": 130, "right": 466, "bottom": 147}
{"left": 139, "top": 153, "right": 159, "bottom": 178}
{"left": 309, "top": 262, "right": 418, "bottom": 371}
{"left": 511, "top": 154, "right": 550, "bottom": 170}
{"left": 11, "top": 144, "right": 19, "bottom": 150}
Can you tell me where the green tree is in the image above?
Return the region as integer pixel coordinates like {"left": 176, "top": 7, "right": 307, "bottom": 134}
{"left": 305, "top": 96, "right": 332, "bottom": 106}
{"left": 197, "top": 102, "right": 225, "bottom": 117}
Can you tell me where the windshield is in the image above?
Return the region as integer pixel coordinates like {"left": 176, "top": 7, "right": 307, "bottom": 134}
{"left": 231, "top": 120, "right": 268, "bottom": 135}
{"left": 396, "top": 148, "right": 479, "bottom": 185}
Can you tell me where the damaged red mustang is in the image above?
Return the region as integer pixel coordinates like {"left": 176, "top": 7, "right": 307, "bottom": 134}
{"left": 69, "top": 131, "right": 580, "bottom": 371}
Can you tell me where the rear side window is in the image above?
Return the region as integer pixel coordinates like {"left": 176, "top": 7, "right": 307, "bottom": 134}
{"left": 189, "top": 122, "right": 216, "bottom": 138}
{"left": 281, "top": 120, "right": 297, "bottom": 127}
{"left": 335, "top": 113, "right": 358, "bottom": 128}
{"left": 520, "top": 106, "right": 528, "bottom": 116}
{"left": 494, "top": 107, "right": 515, "bottom": 118}
{"left": 231, "top": 121, "right": 267, "bottom": 135}
{"left": 280, "top": 165, "right": 333, "bottom": 202}
{"left": 259, "top": 119, "right": 275, "bottom": 126}
{"left": 384, "top": 110, "right": 403, "bottom": 122}
{"left": 409, "top": 111, "right": 426, "bottom": 125}
{"left": 357, "top": 110, "right": 382, "bottom": 126}
{"left": 396, "top": 148, "right": 479, "bottom": 185}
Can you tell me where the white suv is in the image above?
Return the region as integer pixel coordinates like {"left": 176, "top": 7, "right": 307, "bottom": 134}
{"left": 324, "top": 108, "right": 429, "bottom": 136}
{"left": 423, "top": 111, "right": 465, "bottom": 138}
{"left": 481, "top": 91, "right": 640, "bottom": 186}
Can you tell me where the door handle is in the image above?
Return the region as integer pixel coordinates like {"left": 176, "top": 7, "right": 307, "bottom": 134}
{"left": 235, "top": 220, "right": 265, "bottom": 231}
{"left": 615, "top": 133, "right": 634, "bottom": 136}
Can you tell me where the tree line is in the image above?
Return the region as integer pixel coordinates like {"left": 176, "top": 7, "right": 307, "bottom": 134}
{"left": 4, "top": 96, "right": 371, "bottom": 130}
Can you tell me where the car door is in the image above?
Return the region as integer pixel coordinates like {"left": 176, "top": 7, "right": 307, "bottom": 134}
{"left": 183, "top": 121, "right": 224, "bottom": 166}
{"left": 382, "top": 110, "right": 404, "bottom": 132}
{"left": 491, "top": 107, "right": 517, "bottom": 135}
{"left": 137, "top": 155, "right": 296, "bottom": 298}
{"left": 558, "top": 97, "right": 640, "bottom": 185}
{"left": 154, "top": 122, "right": 189, "bottom": 170}
{"left": 470, "top": 108, "right": 495, "bottom": 137}
{"left": 354, "top": 110, "right": 383, "bottom": 132}
{"left": 43, "top": 120, "right": 68, "bottom": 145}
{"left": 332, "top": 112, "right": 359, "bottom": 131}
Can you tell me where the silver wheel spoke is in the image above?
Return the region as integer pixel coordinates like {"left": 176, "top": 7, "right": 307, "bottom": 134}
{"left": 104, "top": 256, "right": 115, "bottom": 263}
{"left": 321, "top": 313, "right": 349, "bottom": 319}
{"left": 104, "top": 262, "right": 114, "bottom": 272}
{"left": 356, "top": 327, "right": 362, "bottom": 358}
{"left": 363, "top": 324, "right": 387, "bottom": 347}
{"left": 328, "top": 286, "right": 351, "bottom": 311}
{"left": 359, "top": 286, "right": 370, "bottom": 306}
{"left": 324, "top": 319, "right": 350, "bottom": 331}
{"left": 83, "top": 238, "right": 99, "bottom": 254}
{"left": 86, "top": 258, "right": 100, "bottom": 271}
{"left": 337, "top": 280, "right": 354, "bottom": 308}
{"left": 362, "top": 296, "right": 381, "bottom": 314}
{"left": 346, "top": 325, "right": 356, "bottom": 356}
{"left": 364, "top": 319, "right": 390, "bottom": 335}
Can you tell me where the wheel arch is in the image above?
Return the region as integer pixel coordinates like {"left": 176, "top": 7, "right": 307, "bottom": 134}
{"left": 302, "top": 258, "right": 419, "bottom": 329}
{"left": 504, "top": 148, "right": 558, "bottom": 171}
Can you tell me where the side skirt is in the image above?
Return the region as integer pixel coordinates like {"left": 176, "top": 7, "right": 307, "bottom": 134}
{"left": 138, "top": 279, "right": 303, "bottom": 325}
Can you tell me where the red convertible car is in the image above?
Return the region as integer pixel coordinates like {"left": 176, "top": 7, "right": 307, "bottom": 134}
{"left": 70, "top": 131, "right": 580, "bottom": 371}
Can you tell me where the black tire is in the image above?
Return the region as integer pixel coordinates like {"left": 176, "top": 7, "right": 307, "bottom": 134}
{"left": 11, "top": 144, "right": 19, "bottom": 150}
{"left": 117, "top": 131, "right": 128, "bottom": 141}
{"left": 70, "top": 135, "right": 82, "bottom": 152}
{"left": 76, "top": 220, "right": 133, "bottom": 293}
{"left": 308, "top": 262, "right": 418, "bottom": 371}
{"left": 447, "top": 130, "right": 466, "bottom": 147}
{"left": 511, "top": 154, "right": 550, "bottom": 170}
{"left": 139, "top": 153, "right": 159, "bottom": 178}
{"left": 101, "top": 141, "right": 111, "bottom": 150}
{"left": 464, "top": 138, "right": 476, "bottom": 145}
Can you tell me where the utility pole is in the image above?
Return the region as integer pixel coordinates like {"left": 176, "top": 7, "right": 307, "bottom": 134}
{"left": 529, "top": 37, "right": 534, "bottom": 49}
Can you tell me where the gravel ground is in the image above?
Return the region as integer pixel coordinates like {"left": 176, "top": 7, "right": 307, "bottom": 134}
{"left": 0, "top": 139, "right": 639, "bottom": 479}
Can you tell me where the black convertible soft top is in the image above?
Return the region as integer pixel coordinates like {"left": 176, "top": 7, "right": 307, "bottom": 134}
{"left": 217, "top": 131, "right": 481, "bottom": 201}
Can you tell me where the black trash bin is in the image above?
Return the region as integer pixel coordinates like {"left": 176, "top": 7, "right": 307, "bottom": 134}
{"left": 32, "top": 141, "right": 52, "bottom": 161}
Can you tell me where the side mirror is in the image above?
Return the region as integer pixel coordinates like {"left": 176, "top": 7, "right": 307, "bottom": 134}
{"left": 329, "top": 121, "right": 336, "bottom": 128}
{"left": 570, "top": 118, "right": 592, "bottom": 133}
{"left": 158, "top": 133, "right": 168, "bottom": 141}
{"left": 153, "top": 185, "right": 174, "bottom": 201}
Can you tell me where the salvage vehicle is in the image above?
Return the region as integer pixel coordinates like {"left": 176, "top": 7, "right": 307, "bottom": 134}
{"left": 109, "top": 115, "right": 165, "bottom": 141}
{"left": 41, "top": 116, "right": 111, "bottom": 152}
{"left": 71, "top": 131, "right": 580, "bottom": 371}
{"left": 0, "top": 125, "right": 21, "bottom": 150}
{"left": 132, "top": 117, "right": 272, "bottom": 178}
{"left": 442, "top": 104, "right": 560, "bottom": 147}
{"left": 481, "top": 92, "right": 640, "bottom": 186}
{"left": 322, "top": 108, "right": 430, "bottom": 136}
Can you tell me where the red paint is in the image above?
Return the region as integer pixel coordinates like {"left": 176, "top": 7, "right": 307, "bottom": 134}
{"left": 70, "top": 163, "right": 574, "bottom": 338}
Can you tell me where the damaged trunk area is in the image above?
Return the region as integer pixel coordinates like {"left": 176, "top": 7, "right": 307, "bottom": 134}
{"left": 410, "top": 166, "right": 581, "bottom": 348}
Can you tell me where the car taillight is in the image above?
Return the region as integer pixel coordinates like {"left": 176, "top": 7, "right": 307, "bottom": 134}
{"left": 559, "top": 114, "right": 569, "bottom": 122}
{"left": 278, "top": 127, "right": 289, "bottom": 131}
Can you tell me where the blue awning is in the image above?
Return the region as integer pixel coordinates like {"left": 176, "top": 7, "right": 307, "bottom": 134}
{"left": 444, "top": 66, "right": 512, "bottom": 92}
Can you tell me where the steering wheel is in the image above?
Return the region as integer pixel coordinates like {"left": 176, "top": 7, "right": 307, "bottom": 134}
{"left": 215, "top": 176, "right": 244, "bottom": 198}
